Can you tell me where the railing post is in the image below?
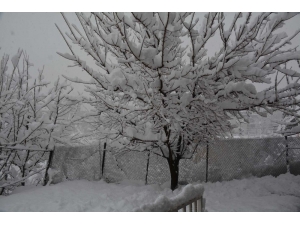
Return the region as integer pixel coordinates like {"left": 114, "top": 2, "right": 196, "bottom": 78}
{"left": 189, "top": 203, "right": 192, "bottom": 212}
{"left": 193, "top": 201, "right": 197, "bottom": 212}
{"left": 197, "top": 197, "right": 202, "bottom": 212}
{"left": 201, "top": 196, "right": 205, "bottom": 212}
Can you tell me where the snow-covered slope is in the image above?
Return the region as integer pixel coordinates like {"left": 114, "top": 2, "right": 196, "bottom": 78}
{"left": 0, "top": 173, "right": 299, "bottom": 212}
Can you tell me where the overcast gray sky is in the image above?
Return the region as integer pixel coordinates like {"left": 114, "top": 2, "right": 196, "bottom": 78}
{"left": 0, "top": 12, "right": 88, "bottom": 94}
{"left": 0, "top": 12, "right": 300, "bottom": 94}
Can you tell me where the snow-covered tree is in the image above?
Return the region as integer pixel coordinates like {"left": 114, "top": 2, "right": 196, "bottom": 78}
{"left": 58, "top": 12, "right": 300, "bottom": 190}
{"left": 0, "top": 50, "right": 79, "bottom": 194}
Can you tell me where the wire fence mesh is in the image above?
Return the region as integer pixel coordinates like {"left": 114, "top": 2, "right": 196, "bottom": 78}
{"left": 51, "top": 145, "right": 102, "bottom": 184}
{"left": 286, "top": 136, "right": 300, "bottom": 175}
{"left": 1, "top": 136, "right": 299, "bottom": 196}
{"left": 49, "top": 137, "right": 300, "bottom": 185}
{"left": 205, "top": 137, "right": 287, "bottom": 182}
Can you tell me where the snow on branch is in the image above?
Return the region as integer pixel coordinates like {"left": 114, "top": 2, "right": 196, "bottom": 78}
{"left": 57, "top": 12, "right": 300, "bottom": 190}
{"left": 0, "top": 50, "right": 81, "bottom": 194}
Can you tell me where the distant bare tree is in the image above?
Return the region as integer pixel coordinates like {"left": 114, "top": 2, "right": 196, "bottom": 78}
{"left": 0, "top": 50, "right": 79, "bottom": 195}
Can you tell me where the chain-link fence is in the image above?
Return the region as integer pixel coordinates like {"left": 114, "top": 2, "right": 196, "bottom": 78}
{"left": 286, "top": 136, "right": 300, "bottom": 175}
{"left": 51, "top": 145, "right": 102, "bottom": 184}
{"left": 204, "top": 137, "right": 288, "bottom": 182}
{"left": 50, "top": 137, "right": 300, "bottom": 185}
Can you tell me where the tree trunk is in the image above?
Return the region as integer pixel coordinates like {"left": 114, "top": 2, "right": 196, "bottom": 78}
{"left": 167, "top": 157, "right": 180, "bottom": 191}
{"left": 21, "top": 150, "right": 30, "bottom": 186}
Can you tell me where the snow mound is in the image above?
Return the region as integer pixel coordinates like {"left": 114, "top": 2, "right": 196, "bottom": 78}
{"left": 134, "top": 184, "right": 204, "bottom": 212}
{"left": 203, "top": 173, "right": 300, "bottom": 212}
{"left": 0, "top": 179, "right": 177, "bottom": 212}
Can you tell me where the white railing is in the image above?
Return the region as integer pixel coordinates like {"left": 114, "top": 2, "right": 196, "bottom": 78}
{"left": 134, "top": 184, "right": 205, "bottom": 212}
{"left": 169, "top": 195, "right": 205, "bottom": 212}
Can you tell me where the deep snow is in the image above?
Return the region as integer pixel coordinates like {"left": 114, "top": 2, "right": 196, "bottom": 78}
{"left": 204, "top": 173, "right": 300, "bottom": 211}
{"left": 0, "top": 173, "right": 299, "bottom": 212}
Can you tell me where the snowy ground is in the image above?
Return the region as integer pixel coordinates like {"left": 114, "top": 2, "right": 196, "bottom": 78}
{"left": 0, "top": 173, "right": 299, "bottom": 212}
{"left": 204, "top": 173, "right": 300, "bottom": 212}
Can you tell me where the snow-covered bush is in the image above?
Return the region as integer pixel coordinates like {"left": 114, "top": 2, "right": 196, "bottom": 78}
{"left": 58, "top": 12, "right": 300, "bottom": 190}
{"left": 0, "top": 50, "right": 79, "bottom": 195}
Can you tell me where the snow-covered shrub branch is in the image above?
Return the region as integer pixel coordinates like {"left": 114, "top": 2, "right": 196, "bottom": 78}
{"left": 0, "top": 50, "right": 80, "bottom": 194}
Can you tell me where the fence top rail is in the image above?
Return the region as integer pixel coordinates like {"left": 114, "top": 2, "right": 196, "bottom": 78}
{"left": 0, "top": 146, "right": 52, "bottom": 151}
{"left": 214, "top": 136, "right": 286, "bottom": 141}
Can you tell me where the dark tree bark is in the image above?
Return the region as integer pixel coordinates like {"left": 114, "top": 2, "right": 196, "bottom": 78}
{"left": 166, "top": 134, "right": 183, "bottom": 191}
{"left": 167, "top": 157, "right": 180, "bottom": 191}
{"left": 21, "top": 150, "right": 30, "bottom": 186}
{"left": 43, "top": 148, "right": 55, "bottom": 186}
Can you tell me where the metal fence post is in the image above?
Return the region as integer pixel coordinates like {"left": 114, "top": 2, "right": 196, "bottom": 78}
{"left": 285, "top": 136, "right": 290, "bottom": 173}
{"left": 0, "top": 146, "right": 4, "bottom": 195}
{"left": 205, "top": 140, "right": 209, "bottom": 183}
{"left": 98, "top": 141, "right": 102, "bottom": 180}
{"left": 101, "top": 142, "right": 107, "bottom": 178}
{"left": 145, "top": 150, "right": 150, "bottom": 185}
{"left": 43, "top": 147, "right": 55, "bottom": 186}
